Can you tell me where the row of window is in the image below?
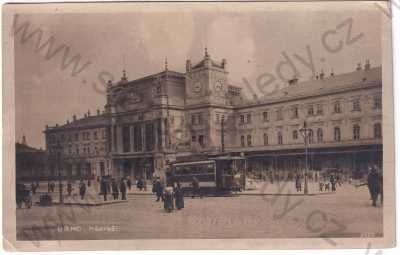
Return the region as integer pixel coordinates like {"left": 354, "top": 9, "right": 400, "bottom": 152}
{"left": 239, "top": 95, "right": 382, "bottom": 124}
{"left": 240, "top": 123, "right": 382, "bottom": 147}
{"left": 191, "top": 135, "right": 205, "bottom": 147}
{"left": 49, "top": 129, "right": 106, "bottom": 144}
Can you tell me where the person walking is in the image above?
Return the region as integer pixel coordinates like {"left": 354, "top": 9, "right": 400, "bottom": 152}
{"left": 137, "top": 178, "right": 144, "bottom": 191}
{"left": 67, "top": 182, "right": 72, "bottom": 196}
{"left": 174, "top": 182, "right": 184, "bottom": 210}
{"left": 367, "top": 167, "right": 381, "bottom": 207}
{"left": 164, "top": 186, "right": 174, "bottom": 213}
{"left": 330, "top": 174, "right": 337, "bottom": 192}
{"left": 79, "top": 180, "right": 86, "bottom": 200}
{"left": 120, "top": 178, "right": 127, "bottom": 200}
{"left": 100, "top": 177, "right": 108, "bottom": 201}
{"left": 127, "top": 178, "right": 132, "bottom": 190}
{"left": 191, "top": 177, "right": 201, "bottom": 198}
{"left": 295, "top": 174, "right": 302, "bottom": 192}
{"left": 154, "top": 178, "right": 164, "bottom": 202}
{"left": 31, "top": 182, "right": 37, "bottom": 195}
{"left": 111, "top": 178, "right": 119, "bottom": 200}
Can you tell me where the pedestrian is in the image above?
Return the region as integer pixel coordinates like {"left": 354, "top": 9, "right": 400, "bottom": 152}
{"left": 137, "top": 178, "right": 143, "bottom": 191}
{"left": 367, "top": 167, "right": 381, "bottom": 207}
{"left": 330, "top": 174, "right": 337, "bottom": 192}
{"left": 127, "top": 178, "right": 132, "bottom": 190}
{"left": 191, "top": 177, "right": 201, "bottom": 198}
{"left": 295, "top": 174, "right": 302, "bottom": 192}
{"left": 100, "top": 177, "right": 108, "bottom": 201}
{"left": 51, "top": 181, "right": 55, "bottom": 192}
{"left": 155, "top": 178, "right": 164, "bottom": 202}
{"left": 120, "top": 178, "right": 127, "bottom": 200}
{"left": 67, "top": 182, "right": 72, "bottom": 196}
{"left": 31, "top": 182, "right": 37, "bottom": 195}
{"left": 111, "top": 178, "right": 119, "bottom": 200}
{"left": 47, "top": 181, "right": 51, "bottom": 193}
{"left": 164, "top": 186, "right": 174, "bottom": 213}
{"left": 79, "top": 180, "right": 86, "bottom": 200}
{"left": 174, "top": 182, "right": 184, "bottom": 210}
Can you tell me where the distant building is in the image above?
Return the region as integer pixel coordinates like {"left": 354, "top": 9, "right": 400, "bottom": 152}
{"left": 16, "top": 138, "right": 47, "bottom": 181}
{"left": 44, "top": 50, "right": 382, "bottom": 180}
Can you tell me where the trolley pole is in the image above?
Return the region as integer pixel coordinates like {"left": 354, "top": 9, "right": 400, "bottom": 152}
{"left": 299, "top": 121, "right": 312, "bottom": 195}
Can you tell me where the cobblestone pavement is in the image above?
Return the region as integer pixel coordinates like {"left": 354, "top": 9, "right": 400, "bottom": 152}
{"left": 16, "top": 183, "right": 382, "bottom": 241}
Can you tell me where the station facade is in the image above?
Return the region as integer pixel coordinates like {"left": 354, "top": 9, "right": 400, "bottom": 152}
{"left": 44, "top": 50, "right": 382, "bottom": 180}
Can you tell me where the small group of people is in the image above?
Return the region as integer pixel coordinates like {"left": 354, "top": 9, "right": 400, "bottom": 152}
{"left": 152, "top": 176, "right": 187, "bottom": 213}
{"left": 100, "top": 177, "right": 127, "bottom": 201}
{"left": 318, "top": 174, "right": 341, "bottom": 192}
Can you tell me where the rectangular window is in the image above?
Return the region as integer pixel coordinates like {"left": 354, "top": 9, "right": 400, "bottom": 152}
{"left": 334, "top": 102, "right": 341, "bottom": 113}
{"left": 246, "top": 114, "right": 252, "bottom": 124}
{"left": 240, "top": 136, "right": 245, "bottom": 147}
{"left": 199, "top": 135, "right": 204, "bottom": 147}
{"left": 198, "top": 114, "right": 203, "bottom": 125}
{"left": 240, "top": 115, "right": 245, "bottom": 124}
{"left": 93, "top": 131, "right": 98, "bottom": 140}
{"left": 373, "top": 95, "right": 382, "bottom": 110}
{"left": 133, "top": 125, "right": 142, "bottom": 152}
{"left": 317, "top": 104, "right": 323, "bottom": 115}
{"left": 308, "top": 105, "right": 314, "bottom": 116}
{"left": 191, "top": 115, "right": 196, "bottom": 125}
{"left": 145, "top": 123, "right": 155, "bottom": 151}
{"left": 216, "top": 114, "right": 220, "bottom": 123}
{"left": 191, "top": 135, "right": 196, "bottom": 142}
{"left": 247, "top": 135, "right": 252, "bottom": 146}
{"left": 263, "top": 111, "right": 269, "bottom": 122}
{"left": 352, "top": 99, "right": 361, "bottom": 111}
{"left": 276, "top": 109, "right": 283, "bottom": 120}
{"left": 292, "top": 107, "right": 298, "bottom": 119}
{"left": 122, "top": 126, "right": 131, "bottom": 153}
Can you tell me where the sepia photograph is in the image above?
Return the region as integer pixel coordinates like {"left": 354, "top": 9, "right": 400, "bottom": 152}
{"left": 1, "top": 0, "right": 396, "bottom": 251}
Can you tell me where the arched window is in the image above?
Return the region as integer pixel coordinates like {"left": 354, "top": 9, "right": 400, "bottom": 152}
{"left": 263, "top": 133, "right": 269, "bottom": 145}
{"left": 308, "top": 129, "right": 314, "bottom": 144}
{"left": 278, "top": 131, "right": 283, "bottom": 145}
{"left": 353, "top": 124, "right": 360, "bottom": 140}
{"left": 334, "top": 127, "right": 341, "bottom": 142}
{"left": 374, "top": 123, "right": 382, "bottom": 138}
{"left": 292, "top": 130, "right": 298, "bottom": 140}
{"left": 317, "top": 128, "right": 323, "bottom": 143}
{"left": 240, "top": 135, "right": 245, "bottom": 147}
{"left": 247, "top": 135, "right": 252, "bottom": 146}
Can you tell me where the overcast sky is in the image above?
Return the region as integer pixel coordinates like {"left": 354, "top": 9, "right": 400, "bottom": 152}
{"left": 14, "top": 2, "right": 384, "bottom": 148}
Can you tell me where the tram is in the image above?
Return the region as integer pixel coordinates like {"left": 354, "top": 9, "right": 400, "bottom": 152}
{"left": 166, "top": 155, "right": 247, "bottom": 195}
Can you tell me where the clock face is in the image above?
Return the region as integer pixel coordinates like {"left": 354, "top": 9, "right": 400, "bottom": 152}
{"left": 193, "top": 81, "right": 202, "bottom": 93}
{"left": 214, "top": 80, "right": 224, "bottom": 91}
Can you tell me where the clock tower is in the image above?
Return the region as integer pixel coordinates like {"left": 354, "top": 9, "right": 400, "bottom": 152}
{"left": 185, "top": 48, "right": 229, "bottom": 107}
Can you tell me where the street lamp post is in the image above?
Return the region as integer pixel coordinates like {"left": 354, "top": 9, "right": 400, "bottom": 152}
{"left": 55, "top": 142, "right": 64, "bottom": 204}
{"left": 299, "top": 121, "right": 312, "bottom": 195}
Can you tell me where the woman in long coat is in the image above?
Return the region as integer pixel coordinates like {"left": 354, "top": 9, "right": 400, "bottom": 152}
{"left": 174, "top": 182, "right": 184, "bottom": 210}
{"left": 163, "top": 186, "right": 174, "bottom": 212}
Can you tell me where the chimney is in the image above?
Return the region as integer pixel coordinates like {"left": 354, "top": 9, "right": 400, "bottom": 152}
{"left": 222, "top": 58, "right": 227, "bottom": 70}
{"left": 356, "top": 62, "right": 362, "bottom": 71}
{"left": 288, "top": 75, "right": 298, "bottom": 85}
{"left": 97, "top": 109, "right": 100, "bottom": 115}
{"left": 186, "top": 59, "right": 191, "bottom": 72}
{"left": 73, "top": 115, "right": 77, "bottom": 121}
{"left": 84, "top": 113, "right": 87, "bottom": 118}
{"left": 67, "top": 119, "right": 69, "bottom": 124}
{"left": 46, "top": 125, "right": 49, "bottom": 130}
{"left": 364, "top": 59, "right": 371, "bottom": 70}
{"left": 87, "top": 110, "right": 90, "bottom": 117}
{"left": 330, "top": 68, "right": 334, "bottom": 77}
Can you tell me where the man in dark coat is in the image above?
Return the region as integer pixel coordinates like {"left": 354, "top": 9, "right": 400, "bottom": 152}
{"left": 367, "top": 167, "right": 381, "bottom": 207}
{"left": 154, "top": 179, "right": 164, "bottom": 202}
{"left": 137, "top": 178, "right": 144, "bottom": 191}
{"left": 79, "top": 180, "right": 86, "bottom": 200}
{"left": 111, "top": 179, "right": 119, "bottom": 200}
{"left": 174, "top": 182, "right": 184, "bottom": 210}
{"left": 100, "top": 178, "right": 108, "bottom": 201}
{"left": 127, "top": 178, "right": 132, "bottom": 190}
{"left": 330, "top": 174, "right": 337, "bottom": 192}
{"left": 67, "top": 182, "right": 73, "bottom": 196}
{"left": 295, "top": 174, "right": 302, "bottom": 192}
{"left": 120, "top": 178, "right": 127, "bottom": 200}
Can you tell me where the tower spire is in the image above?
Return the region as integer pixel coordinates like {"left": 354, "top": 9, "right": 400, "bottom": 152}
{"left": 165, "top": 57, "right": 168, "bottom": 71}
{"left": 205, "top": 46, "right": 209, "bottom": 58}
